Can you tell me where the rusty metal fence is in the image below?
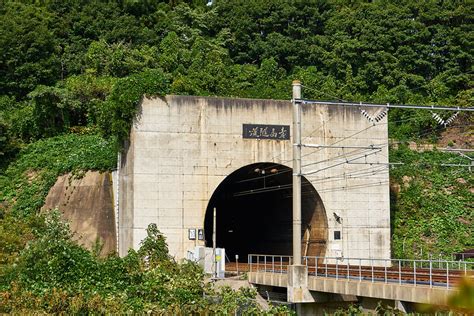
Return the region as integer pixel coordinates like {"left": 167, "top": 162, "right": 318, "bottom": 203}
{"left": 248, "top": 254, "right": 474, "bottom": 289}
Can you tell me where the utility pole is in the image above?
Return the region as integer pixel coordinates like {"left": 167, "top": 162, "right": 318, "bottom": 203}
{"left": 292, "top": 80, "right": 302, "bottom": 265}
{"left": 213, "top": 207, "right": 217, "bottom": 278}
{"left": 288, "top": 80, "right": 311, "bottom": 307}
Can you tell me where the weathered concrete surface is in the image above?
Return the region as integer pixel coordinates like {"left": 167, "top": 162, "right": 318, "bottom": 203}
{"left": 43, "top": 171, "right": 116, "bottom": 256}
{"left": 288, "top": 265, "right": 315, "bottom": 303}
{"left": 249, "top": 271, "right": 453, "bottom": 306}
{"left": 120, "top": 95, "right": 390, "bottom": 260}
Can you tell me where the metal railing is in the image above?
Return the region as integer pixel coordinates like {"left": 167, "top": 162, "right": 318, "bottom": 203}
{"left": 248, "top": 254, "right": 474, "bottom": 289}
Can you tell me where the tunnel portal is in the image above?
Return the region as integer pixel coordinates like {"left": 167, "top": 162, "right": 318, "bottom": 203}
{"left": 204, "top": 163, "right": 328, "bottom": 262}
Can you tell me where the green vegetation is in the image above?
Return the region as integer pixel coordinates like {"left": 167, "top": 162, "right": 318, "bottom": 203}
{"left": 0, "top": 133, "right": 116, "bottom": 217}
{"left": 1, "top": 0, "right": 471, "bottom": 156}
{"left": 390, "top": 146, "right": 473, "bottom": 259}
{"left": 0, "top": 0, "right": 472, "bottom": 313}
{"left": 0, "top": 134, "right": 116, "bottom": 282}
{"left": 0, "top": 134, "right": 291, "bottom": 313}
{"left": 1, "top": 214, "right": 289, "bottom": 314}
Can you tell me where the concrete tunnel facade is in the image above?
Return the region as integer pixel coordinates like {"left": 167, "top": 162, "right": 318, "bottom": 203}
{"left": 118, "top": 95, "right": 391, "bottom": 262}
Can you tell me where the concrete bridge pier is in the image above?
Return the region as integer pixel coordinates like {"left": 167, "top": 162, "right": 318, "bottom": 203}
{"left": 287, "top": 265, "right": 313, "bottom": 303}
{"left": 395, "top": 300, "right": 415, "bottom": 313}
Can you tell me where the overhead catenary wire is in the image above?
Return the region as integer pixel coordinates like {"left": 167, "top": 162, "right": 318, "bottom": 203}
{"left": 262, "top": 95, "right": 426, "bottom": 166}
{"left": 301, "top": 144, "right": 390, "bottom": 169}
{"left": 234, "top": 164, "right": 391, "bottom": 198}
{"left": 236, "top": 161, "right": 390, "bottom": 191}
{"left": 263, "top": 110, "right": 434, "bottom": 172}
{"left": 238, "top": 145, "right": 388, "bottom": 184}
{"left": 305, "top": 164, "right": 389, "bottom": 179}
{"left": 303, "top": 149, "right": 382, "bottom": 175}
{"left": 300, "top": 99, "right": 474, "bottom": 112}
{"left": 234, "top": 180, "right": 390, "bottom": 198}
{"left": 304, "top": 164, "right": 389, "bottom": 185}
{"left": 241, "top": 128, "right": 474, "bottom": 196}
{"left": 305, "top": 170, "right": 389, "bottom": 184}
{"left": 242, "top": 87, "right": 472, "bottom": 198}
{"left": 274, "top": 83, "right": 471, "bottom": 166}
{"left": 281, "top": 181, "right": 391, "bottom": 199}
{"left": 236, "top": 131, "right": 472, "bottom": 189}
{"left": 299, "top": 85, "right": 473, "bottom": 161}
{"left": 390, "top": 123, "right": 474, "bottom": 145}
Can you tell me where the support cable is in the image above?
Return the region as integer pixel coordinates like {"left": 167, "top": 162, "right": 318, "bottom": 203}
{"left": 301, "top": 100, "right": 474, "bottom": 112}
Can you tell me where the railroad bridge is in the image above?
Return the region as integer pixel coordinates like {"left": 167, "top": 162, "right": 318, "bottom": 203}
{"left": 118, "top": 95, "right": 390, "bottom": 261}
{"left": 243, "top": 254, "right": 472, "bottom": 313}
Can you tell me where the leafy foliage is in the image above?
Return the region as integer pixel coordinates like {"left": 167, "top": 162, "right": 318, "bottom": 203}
{"left": 0, "top": 133, "right": 116, "bottom": 219}
{"left": 1, "top": 0, "right": 471, "bottom": 148}
{"left": 0, "top": 215, "right": 291, "bottom": 314}
{"left": 0, "top": 134, "right": 291, "bottom": 314}
{"left": 0, "top": 3, "right": 60, "bottom": 97}
{"left": 0, "top": 133, "right": 116, "bottom": 288}
{"left": 0, "top": 1, "right": 472, "bottom": 313}
{"left": 390, "top": 146, "right": 473, "bottom": 259}
{"left": 447, "top": 277, "right": 474, "bottom": 313}
{"left": 98, "top": 69, "right": 169, "bottom": 142}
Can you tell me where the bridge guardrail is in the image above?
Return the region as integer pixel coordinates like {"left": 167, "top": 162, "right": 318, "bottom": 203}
{"left": 248, "top": 254, "right": 473, "bottom": 289}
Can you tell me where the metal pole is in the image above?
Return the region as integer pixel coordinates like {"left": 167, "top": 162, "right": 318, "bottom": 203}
{"left": 236, "top": 255, "right": 239, "bottom": 275}
{"left": 399, "top": 260, "right": 401, "bottom": 285}
{"left": 213, "top": 207, "right": 217, "bottom": 278}
{"left": 347, "top": 260, "right": 349, "bottom": 279}
{"left": 292, "top": 80, "right": 302, "bottom": 266}
{"left": 429, "top": 260, "right": 432, "bottom": 288}
{"left": 447, "top": 263, "right": 449, "bottom": 288}
{"left": 371, "top": 259, "right": 374, "bottom": 283}
{"left": 414, "top": 261, "right": 416, "bottom": 286}
{"left": 316, "top": 257, "right": 319, "bottom": 277}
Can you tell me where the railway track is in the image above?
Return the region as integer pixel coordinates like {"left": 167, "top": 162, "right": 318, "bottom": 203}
{"left": 226, "top": 261, "right": 472, "bottom": 287}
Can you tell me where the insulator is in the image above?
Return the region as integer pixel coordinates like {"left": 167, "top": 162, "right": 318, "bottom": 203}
{"left": 374, "top": 110, "right": 387, "bottom": 122}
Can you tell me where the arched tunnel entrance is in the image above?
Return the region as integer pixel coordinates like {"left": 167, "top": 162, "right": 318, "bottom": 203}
{"left": 204, "top": 163, "right": 328, "bottom": 262}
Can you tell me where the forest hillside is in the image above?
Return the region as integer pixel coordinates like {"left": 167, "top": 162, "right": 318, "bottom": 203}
{"left": 0, "top": 0, "right": 472, "bottom": 313}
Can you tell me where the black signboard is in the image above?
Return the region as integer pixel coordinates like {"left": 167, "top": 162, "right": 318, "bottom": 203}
{"left": 198, "top": 229, "right": 204, "bottom": 240}
{"left": 243, "top": 124, "right": 290, "bottom": 140}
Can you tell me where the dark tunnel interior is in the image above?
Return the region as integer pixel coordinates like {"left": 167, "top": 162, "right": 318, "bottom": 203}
{"left": 204, "top": 163, "right": 327, "bottom": 262}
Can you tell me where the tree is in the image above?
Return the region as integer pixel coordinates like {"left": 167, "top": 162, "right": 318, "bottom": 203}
{"left": 0, "top": 3, "right": 60, "bottom": 97}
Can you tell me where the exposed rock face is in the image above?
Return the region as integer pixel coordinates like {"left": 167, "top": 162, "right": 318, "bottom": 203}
{"left": 42, "top": 171, "right": 116, "bottom": 256}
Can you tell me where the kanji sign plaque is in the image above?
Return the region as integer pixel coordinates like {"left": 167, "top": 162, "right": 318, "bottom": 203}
{"left": 243, "top": 124, "right": 290, "bottom": 140}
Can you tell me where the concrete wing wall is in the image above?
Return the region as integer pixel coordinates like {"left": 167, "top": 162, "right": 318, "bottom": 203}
{"left": 43, "top": 171, "right": 117, "bottom": 256}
